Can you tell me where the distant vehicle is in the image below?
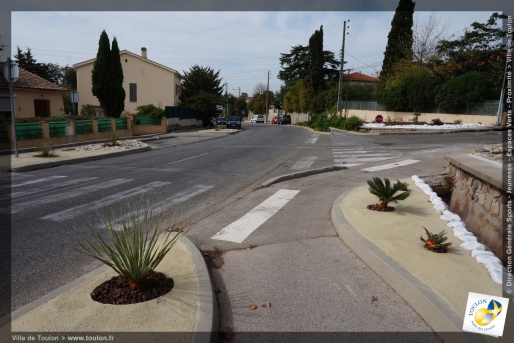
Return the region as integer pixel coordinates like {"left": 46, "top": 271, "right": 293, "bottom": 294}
{"left": 216, "top": 117, "right": 226, "bottom": 126}
{"left": 227, "top": 116, "right": 242, "bottom": 129}
{"left": 271, "top": 116, "right": 278, "bottom": 124}
{"left": 251, "top": 114, "right": 265, "bottom": 123}
{"left": 278, "top": 114, "right": 291, "bottom": 125}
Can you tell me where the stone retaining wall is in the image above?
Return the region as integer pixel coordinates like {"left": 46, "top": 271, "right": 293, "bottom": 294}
{"left": 445, "top": 154, "right": 506, "bottom": 264}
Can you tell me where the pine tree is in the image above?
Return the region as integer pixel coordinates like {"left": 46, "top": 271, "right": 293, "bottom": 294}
{"left": 110, "top": 37, "right": 125, "bottom": 118}
{"left": 380, "top": 0, "right": 415, "bottom": 80}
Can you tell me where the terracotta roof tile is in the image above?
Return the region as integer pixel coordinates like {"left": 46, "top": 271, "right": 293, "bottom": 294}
{"left": 0, "top": 62, "right": 68, "bottom": 92}
{"left": 345, "top": 72, "right": 379, "bottom": 82}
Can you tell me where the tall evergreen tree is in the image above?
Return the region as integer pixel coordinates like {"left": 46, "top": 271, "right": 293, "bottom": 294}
{"left": 380, "top": 0, "right": 415, "bottom": 80}
{"left": 309, "top": 25, "right": 325, "bottom": 93}
{"left": 110, "top": 37, "right": 125, "bottom": 118}
{"left": 91, "top": 31, "right": 113, "bottom": 116}
{"left": 91, "top": 31, "right": 125, "bottom": 118}
{"left": 180, "top": 65, "right": 224, "bottom": 114}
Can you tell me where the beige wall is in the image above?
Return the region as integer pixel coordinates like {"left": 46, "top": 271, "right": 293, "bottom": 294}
{"left": 76, "top": 53, "right": 181, "bottom": 115}
{"left": 346, "top": 109, "right": 498, "bottom": 125}
{"left": 0, "top": 89, "right": 65, "bottom": 119}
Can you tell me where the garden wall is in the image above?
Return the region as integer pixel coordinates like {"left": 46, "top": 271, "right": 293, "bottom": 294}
{"left": 445, "top": 154, "right": 506, "bottom": 264}
{"left": 0, "top": 116, "right": 170, "bottom": 151}
{"left": 347, "top": 109, "right": 498, "bottom": 125}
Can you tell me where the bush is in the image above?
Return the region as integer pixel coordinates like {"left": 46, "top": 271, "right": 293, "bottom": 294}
{"left": 343, "top": 116, "right": 363, "bottom": 131}
{"left": 80, "top": 104, "right": 98, "bottom": 117}
{"left": 74, "top": 205, "right": 187, "bottom": 289}
{"left": 136, "top": 104, "right": 165, "bottom": 117}
{"left": 34, "top": 142, "right": 57, "bottom": 157}
{"left": 431, "top": 118, "right": 444, "bottom": 125}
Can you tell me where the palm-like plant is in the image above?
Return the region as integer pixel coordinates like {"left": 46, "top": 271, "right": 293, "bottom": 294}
{"left": 420, "top": 226, "right": 452, "bottom": 253}
{"left": 74, "top": 205, "right": 187, "bottom": 289}
{"left": 367, "top": 177, "right": 412, "bottom": 208}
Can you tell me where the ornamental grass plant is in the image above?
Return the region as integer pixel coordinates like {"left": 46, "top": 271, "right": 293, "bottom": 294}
{"left": 74, "top": 205, "right": 188, "bottom": 289}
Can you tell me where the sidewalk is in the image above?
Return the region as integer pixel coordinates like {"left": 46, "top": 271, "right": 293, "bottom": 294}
{"left": 332, "top": 181, "right": 513, "bottom": 343}
{"left": 4, "top": 129, "right": 236, "bottom": 172}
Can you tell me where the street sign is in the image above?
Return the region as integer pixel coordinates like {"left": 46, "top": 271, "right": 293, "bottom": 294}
{"left": 375, "top": 115, "right": 384, "bottom": 123}
{"left": 241, "top": 110, "right": 246, "bottom": 115}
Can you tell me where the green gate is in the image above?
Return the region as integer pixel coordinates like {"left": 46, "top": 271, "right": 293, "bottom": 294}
{"left": 75, "top": 120, "right": 93, "bottom": 134}
{"left": 16, "top": 123, "right": 42, "bottom": 141}
{"left": 97, "top": 118, "right": 112, "bottom": 132}
{"left": 134, "top": 116, "right": 161, "bottom": 126}
{"left": 49, "top": 121, "right": 68, "bottom": 137}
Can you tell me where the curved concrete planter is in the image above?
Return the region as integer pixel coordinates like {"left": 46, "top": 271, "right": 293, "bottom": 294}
{"left": 3, "top": 237, "right": 217, "bottom": 342}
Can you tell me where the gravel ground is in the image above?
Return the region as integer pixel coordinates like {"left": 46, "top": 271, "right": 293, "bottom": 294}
{"left": 55, "top": 139, "right": 148, "bottom": 152}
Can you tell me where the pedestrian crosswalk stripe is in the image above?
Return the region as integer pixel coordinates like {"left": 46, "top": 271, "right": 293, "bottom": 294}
{"left": 307, "top": 134, "right": 320, "bottom": 144}
{"left": 211, "top": 189, "right": 300, "bottom": 243}
{"left": 11, "top": 178, "right": 133, "bottom": 213}
{"left": 104, "top": 185, "right": 214, "bottom": 231}
{"left": 335, "top": 156, "right": 394, "bottom": 164}
{"left": 11, "top": 177, "right": 100, "bottom": 199}
{"left": 292, "top": 156, "right": 317, "bottom": 170}
{"left": 41, "top": 181, "right": 170, "bottom": 222}
{"left": 2, "top": 175, "right": 67, "bottom": 189}
{"left": 361, "top": 159, "right": 420, "bottom": 172}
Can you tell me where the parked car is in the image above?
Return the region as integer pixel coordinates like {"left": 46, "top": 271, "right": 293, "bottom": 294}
{"left": 216, "top": 117, "right": 226, "bottom": 126}
{"left": 251, "top": 114, "right": 265, "bottom": 123}
{"left": 227, "top": 116, "right": 242, "bottom": 129}
{"left": 278, "top": 114, "right": 291, "bottom": 125}
{"left": 271, "top": 116, "right": 278, "bottom": 124}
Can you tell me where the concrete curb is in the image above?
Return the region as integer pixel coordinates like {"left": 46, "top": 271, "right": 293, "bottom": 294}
{"left": 5, "top": 236, "right": 218, "bottom": 342}
{"left": 331, "top": 190, "right": 489, "bottom": 343}
{"left": 8, "top": 146, "right": 152, "bottom": 172}
{"left": 261, "top": 165, "right": 346, "bottom": 187}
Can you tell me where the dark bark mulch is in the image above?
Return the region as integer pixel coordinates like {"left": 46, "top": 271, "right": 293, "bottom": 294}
{"left": 422, "top": 244, "right": 449, "bottom": 253}
{"left": 91, "top": 271, "right": 174, "bottom": 305}
{"left": 367, "top": 204, "right": 395, "bottom": 212}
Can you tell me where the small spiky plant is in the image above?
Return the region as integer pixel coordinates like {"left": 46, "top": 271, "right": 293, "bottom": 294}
{"left": 420, "top": 226, "right": 452, "bottom": 253}
{"left": 367, "top": 177, "right": 411, "bottom": 209}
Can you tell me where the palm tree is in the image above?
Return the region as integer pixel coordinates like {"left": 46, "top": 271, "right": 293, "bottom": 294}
{"left": 367, "top": 177, "right": 412, "bottom": 208}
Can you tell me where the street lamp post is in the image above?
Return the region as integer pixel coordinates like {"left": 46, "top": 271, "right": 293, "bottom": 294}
{"left": 3, "top": 58, "right": 20, "bottom": 157}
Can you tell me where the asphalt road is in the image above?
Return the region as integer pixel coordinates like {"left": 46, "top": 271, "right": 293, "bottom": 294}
{"left": 5, "top": 123, "right": 501, "bottom": 337}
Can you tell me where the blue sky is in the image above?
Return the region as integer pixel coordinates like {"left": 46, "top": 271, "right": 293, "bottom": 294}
{"left": 9, "top": 11, "right": 494, "bottom": 96}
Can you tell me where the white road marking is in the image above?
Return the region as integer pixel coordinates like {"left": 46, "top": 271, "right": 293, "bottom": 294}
{"left": 335, "top": 163, "right": 365, "bottom": 168}
{"left": 164, "top": 153, "right": 208, "bottom": 165}
{"left": 41, "top": 181, "right": 170, "bottom": 222}
{"left": 361, "top": 159, "right": 420, "bottom": 172}
{"left": 307, "top": 134, "right": 320, "bottom": 144}
{"left": 4, "top": 175, "right": 67, "bottom": 189}
{"left": 104, "top": 185, "right": 214, "bottom": 231}
{"left": 211, "top": 189, "right": 300, "bottom": 243}
{"left": 292, "top": 156, "right": 317, "bottom": 170}
{"left": 11, "top": 177, "right": 99, "bottom": 198}
{"left": 335, "top": 156, "right": 394, "bottom": 163}
{"left": 11, "top": 178, "right": 133, "bottom": 213}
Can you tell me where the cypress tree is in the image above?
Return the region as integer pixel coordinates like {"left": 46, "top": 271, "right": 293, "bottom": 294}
{"left": 309, "top": 25, "right": 325, "bottom": 93}
{"left": 92, "top": 31, "right": 112, "bottom": 116}
{"left": 110, "top": 37, "right": 125, "bottom": 118}
{"left": 380, "top": 0, "right": 415, "bottom": 80}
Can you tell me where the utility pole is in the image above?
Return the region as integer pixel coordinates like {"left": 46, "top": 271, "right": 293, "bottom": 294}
{"left": 265, "top": 71, "right": 269, "bottom": 123}
{"left": 225, "top": 82, "right": 228, "bottom": 119}
{"left": 233, "top": 87, "right": 241, "bottom": 97}
{"left": 345, "top": 68, "right": 352, "bottom": 119}
{"left": 336, "top": 20, "right": 349, "bottom": 117}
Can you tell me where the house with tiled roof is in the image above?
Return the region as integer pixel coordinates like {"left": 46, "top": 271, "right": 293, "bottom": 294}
{"left": 343, "top": 71, "right": 379, "bottom": 85}
{"left": 0, "top": 62, "right": 68, "bottom": 120}
{"left": 73, "top": 48, "right": 182, "bottom": 115}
